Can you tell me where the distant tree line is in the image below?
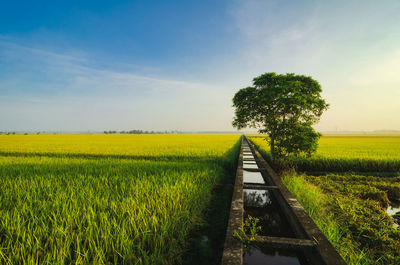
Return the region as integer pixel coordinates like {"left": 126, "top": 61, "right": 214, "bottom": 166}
{"left": 104, "top": 130, "right": 181, "bottom": 134}
{"left": 0, "top": 132, "right": 42, "bottom": 135}
{"left": 104, "top": 131, "right": 118, "bottom": 134}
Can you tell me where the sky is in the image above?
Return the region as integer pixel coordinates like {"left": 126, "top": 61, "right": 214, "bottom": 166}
{"left": 1, "top": 0, "right": 400, "bottom": 132}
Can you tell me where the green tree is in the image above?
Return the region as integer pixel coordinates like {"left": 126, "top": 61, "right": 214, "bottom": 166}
{"left": 232, "top": 72, "right": 328, "bottom": 161}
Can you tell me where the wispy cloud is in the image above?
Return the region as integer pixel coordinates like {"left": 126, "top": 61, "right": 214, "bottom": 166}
{"left": 0, "top": 39, "right": 233, "bottom": 131}
{"left": 225, "top": 0, "right": 400, "bottom": 131}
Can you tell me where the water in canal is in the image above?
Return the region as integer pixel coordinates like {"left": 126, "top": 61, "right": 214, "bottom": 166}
{"left": 243, "top": 170, "right": 265, "bottom": 184}
{"left": 244, "top": 189, "right": 272, "bottom": 208}
{"left": 244, "top": 189, "right": 295, "bottom": 238}
{"left": 242, "top": 142, "right": 307, "bottom": 264}
{"left": 243, "top": 163, "right": 259, "bottom": 169}
{"left": 243, "top": 246, "right": 309, "bottom": 265}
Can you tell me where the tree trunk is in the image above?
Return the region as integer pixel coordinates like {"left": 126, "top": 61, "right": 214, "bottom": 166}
{"left": 270, "top": 135, "right": 275, "bottom": 161}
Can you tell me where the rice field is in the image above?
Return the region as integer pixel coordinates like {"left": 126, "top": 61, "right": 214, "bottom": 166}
{"left": 250, "top": 135, "right": 400, "bottom": 173}
{"left": 0, "top": 134, "right": 240, "bottom": 160}
{"left": 0, "top": 134, "right": 241, "bottom": 264}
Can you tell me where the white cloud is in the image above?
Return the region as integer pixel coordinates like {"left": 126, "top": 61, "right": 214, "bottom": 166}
{"left": 0, "top": 40, "right": 233, "bottom": 131}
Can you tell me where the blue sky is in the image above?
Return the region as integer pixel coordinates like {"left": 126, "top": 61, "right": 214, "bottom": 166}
{"left": 1, "top": 0, "right": 400, "bottom": 132}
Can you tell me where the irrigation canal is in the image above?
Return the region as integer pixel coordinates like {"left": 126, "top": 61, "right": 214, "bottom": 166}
{"left": 221, "top": 136, "right": 347, "bottom": 265}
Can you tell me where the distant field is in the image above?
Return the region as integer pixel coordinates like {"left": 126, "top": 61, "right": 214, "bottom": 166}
{"left": 321, "top": 134, "right": 400, "bottom": 138}
{"left": 0, "top": 134, "right": 239, "bottom": 159}
{"left": 250, "top": 134, "right": 400, "bottom": 160}
{"left": 0, "top": 134, "right": 240, "bottom": 264}
{"left": 250, "top": 135, "right": 400, "bottom": 172}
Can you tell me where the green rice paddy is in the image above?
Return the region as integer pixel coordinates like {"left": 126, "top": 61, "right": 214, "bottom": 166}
{"left": 0, "top": 135, "right": 241, "bottom": 264}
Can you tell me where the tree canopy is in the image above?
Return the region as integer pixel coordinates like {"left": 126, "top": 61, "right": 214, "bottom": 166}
{"left": 232, "top": 72, "right": 329, "bottom": 160}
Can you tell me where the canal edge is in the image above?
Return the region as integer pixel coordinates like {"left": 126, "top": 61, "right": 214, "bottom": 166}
{"left": 221, "top": 136, "right": 244, "bottom": 265}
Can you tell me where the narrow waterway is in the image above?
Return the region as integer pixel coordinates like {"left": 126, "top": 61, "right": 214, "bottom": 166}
{"left": 242, "top": 141, "right": 305, "bottom": 264}
{"left": 244, "top": 246, "right": 307, "bottom": 265}
{"left": 243, "top": 170, "right": 264, "bottom": 184}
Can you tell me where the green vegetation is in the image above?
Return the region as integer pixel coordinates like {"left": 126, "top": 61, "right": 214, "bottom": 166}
{"left": 250, "top": 135, "right": 400, "bottom": 265}
{"left": 0, "top": 135, "right": 241, "bottom": 264}
{"left": 232, "top": 72, "right": 328, "bottom": 160}
{"left": 233, "top": 216, "right": 262, "bottom": 244}
{"left": 283, "top": 173, "right": 400, "bottom": 264}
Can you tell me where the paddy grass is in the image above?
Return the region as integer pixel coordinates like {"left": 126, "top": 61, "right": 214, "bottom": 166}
{"left": 250, "top": 135, "right": 400, "bottom": 173}
{"left": 283, "top": 173, "right": 400, "bottom": 265}
{"left": 0, "top": 134, "right": 241, "bottom": 264}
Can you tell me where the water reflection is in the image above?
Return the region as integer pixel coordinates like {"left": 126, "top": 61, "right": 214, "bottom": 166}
{"left": 244, "top": 189, "right": 272, "bottom": 208}
{"left": 244, "top": 188, "right": 294, "bottom": 237}
{"left": 387, "top": 202, "right": 400, "bottom": 215}
{"left": 387, "top": 201, "right": 400, "bottom": 227}
{"left": 243, "top": 164, "right": 258, "bottom": 169}
{"left": 245, "top": 207, "right": 295, "bottom": 237}
{"left": 243, "top": 171, "right": 264, "bottom": 184}
{"left": 244, "top": 246, "right": 308, "bottom": 265}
